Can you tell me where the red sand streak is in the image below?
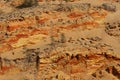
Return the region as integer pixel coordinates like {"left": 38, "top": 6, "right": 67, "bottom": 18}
{"left": 67, "top": 12, "right": 84, "bottom": 18}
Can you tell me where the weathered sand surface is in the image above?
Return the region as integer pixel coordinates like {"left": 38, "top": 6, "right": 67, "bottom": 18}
{"left": 0, "top": 0, "right": 120, "bottom": 80}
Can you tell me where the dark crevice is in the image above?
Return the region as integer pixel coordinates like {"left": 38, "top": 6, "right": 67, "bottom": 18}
{"left": 16, "top": 0, "right": 38, "bottom": 9}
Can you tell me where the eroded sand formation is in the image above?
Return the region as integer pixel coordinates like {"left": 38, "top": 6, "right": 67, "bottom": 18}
{"left": 0, "top": 0, "right": 120, "bottom": 80}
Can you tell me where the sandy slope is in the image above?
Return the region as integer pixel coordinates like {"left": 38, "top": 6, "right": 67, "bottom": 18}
{"left": 0, "top": 0, "right": 120, "bottom": 80}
